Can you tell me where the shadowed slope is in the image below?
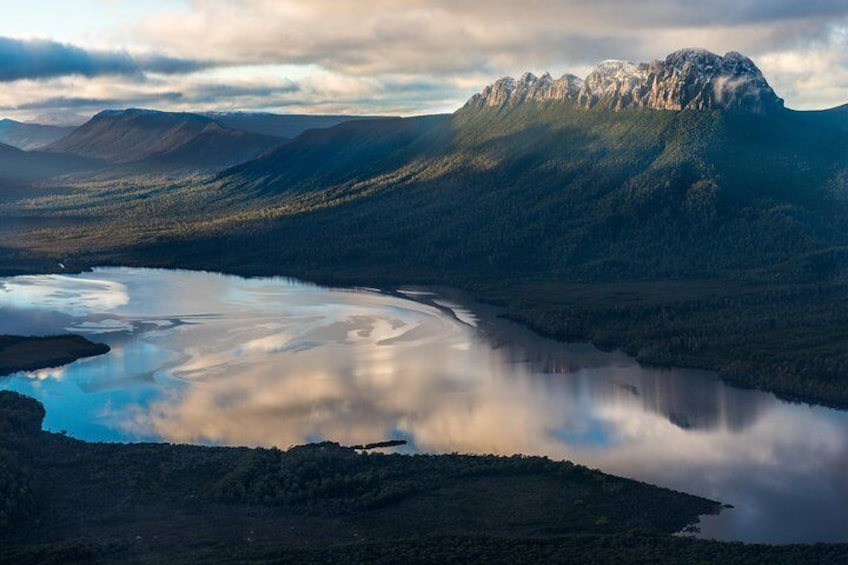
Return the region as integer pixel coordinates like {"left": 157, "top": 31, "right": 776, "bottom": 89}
{"left": 45, "top": 109, "right": 283, "bottom": 173}
{"left": 0, "top": 119, "right": 75, "bottom": 150}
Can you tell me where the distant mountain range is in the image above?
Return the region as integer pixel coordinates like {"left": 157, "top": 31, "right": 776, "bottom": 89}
{"left": 0, "top": 141, "right": 98, "bottom": 185}
{"left": 43, "top": 109, "right": 283, "bottom": 174}
{"left": 0, "top": 110, "right": 404, "bottom": 179}
{"left": 6, "top": 47, "right": 844, "bottom": 280}
{"left": 0, "top": 48, "right": 817, "bottom": 183}
{"left": 0, "top": 119, "right": 74, "bottom": 150}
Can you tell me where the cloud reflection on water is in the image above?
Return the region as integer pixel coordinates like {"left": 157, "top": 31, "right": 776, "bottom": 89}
{"left": 1, "top": 267, "right": 847, "bottom": 543}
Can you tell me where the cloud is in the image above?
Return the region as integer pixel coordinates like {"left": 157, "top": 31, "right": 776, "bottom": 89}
{"left": 124, "top": 0, "right": 848, "bottom": 110}
{"left": 12, "top": 93, "right": 185, "bottom": 111}
{"left": 4, "top": 1, "right": 848, "bottom": 118}
{"left": 183, "top": 81, "right": 299, "bottom": 105}
{"left": 134, "top": 52, "right": 211, "bottom": 75}
{"left": 137, "top": 1, "right": 848, "bottom": 73}
{"left": 0, "top": 36, "right": 210, "bottom": 81}
{"left": 0, "top": 72, "right": 461, "bottom": 123}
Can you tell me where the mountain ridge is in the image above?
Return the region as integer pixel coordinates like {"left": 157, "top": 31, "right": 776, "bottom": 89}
{"left": 0, "top": 119, "right": 75, "bottom": 150}
{"left": 467, "top": 48, "right": 784, "bottom": 114}
{"left": 203, "top": 111, "right": 398, "bottom": 139}
{"left": 0, "top": 141, "right": 101, "bottom": 185}
{"left": 44, "top": 109, "right": 283, "bottom": 174}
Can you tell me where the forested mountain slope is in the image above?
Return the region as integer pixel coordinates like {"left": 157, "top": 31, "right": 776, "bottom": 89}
{"left": 203, "top": 111, "right": 396, "bottom": 138}
{"left": 0, "top": 141, "right": 101, "bottom": 185}
{"left": 208, "top": 101, "right": 848, "bottom": 283}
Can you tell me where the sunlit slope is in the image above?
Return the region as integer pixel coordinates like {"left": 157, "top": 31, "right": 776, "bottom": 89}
{"left": 202, "top": 102, "right": 848, "bottom": 281}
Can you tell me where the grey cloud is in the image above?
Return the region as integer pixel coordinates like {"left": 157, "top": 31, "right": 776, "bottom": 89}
{"left": 427, "top": 0, "right": 848, "bottom": 26}
{"left": 5, "top": 0, "right": 848, "bottom": 118}
{"left": 0, "top": 37, "right": 211, "bottom": 82}
{"left": 185, "top": 82, "right": 300, "bottom": 104}
{"left": 654, "top": 0, "right": 848, "bottom": 26}
{"left": 8, "top": 84, "right": 306, "bottom": 114}
{"left": 13, "top": 96, "right": 123, "bottom": 110}
{"left": 135, "top": 0, "right": 848, "bottom": 83}
{"left": 12, "top": 92, "right": 185, "bottom": 111}
{"left": 133, "top": 53, "right": 211, "bottom": 75}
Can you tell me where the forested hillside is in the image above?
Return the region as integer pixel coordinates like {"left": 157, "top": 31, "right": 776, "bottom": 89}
{"left": 5, "top": 98, "right": 848, "bottom": 406}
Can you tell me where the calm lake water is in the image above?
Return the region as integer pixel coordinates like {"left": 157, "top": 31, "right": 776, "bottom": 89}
{"left": 1, "top": 267, "right": 847, "bottom": 544}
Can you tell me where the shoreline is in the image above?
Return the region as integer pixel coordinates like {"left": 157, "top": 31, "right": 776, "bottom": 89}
{"left": 2, "top": 390, "right": 847, "bottom": 561}
{"left": 2, "top": 261, "right": 846, "bottom": 411}
{"left": 0, "top": 334, "right": 110, "bottom": 377}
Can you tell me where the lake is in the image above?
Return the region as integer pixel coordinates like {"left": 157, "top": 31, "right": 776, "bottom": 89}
{"left": 1, "top": 267, "right": 847, "bottom": 544}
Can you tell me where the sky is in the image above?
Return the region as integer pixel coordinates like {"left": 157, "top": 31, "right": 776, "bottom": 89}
{"left": 1, "top": 0, "right": 847, "bottom": 124}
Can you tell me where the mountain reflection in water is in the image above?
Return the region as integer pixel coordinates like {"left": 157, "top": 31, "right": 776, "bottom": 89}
{"left": 0, "top": 268, "right": 846, "bottom": 544}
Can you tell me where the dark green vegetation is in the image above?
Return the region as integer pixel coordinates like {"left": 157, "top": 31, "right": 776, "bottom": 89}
{"left": 0, "top": 141, "right": 99, "bottom": 185}
{"left": 4, "top": 102, "right": 846, "bottom": 406}
{"left": 2, "top": 391, "right": 845, "bottom": 564}
{"left": 203, "top": 111, "right": 396, "bottom": 138}
{"left": 0, "top": 335, "right": 109, "bottom": 376}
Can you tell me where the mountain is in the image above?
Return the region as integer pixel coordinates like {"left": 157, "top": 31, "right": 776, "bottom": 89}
{"left": 0, "top": 119, "right": 75, "bottom": 150}
{"left": 203, "top": 112, "right": 397, "bottom": 139}
{"left": 467, "top": 48, "right": 784, "bottom": 113}
{"left": 44, "top": 109, "right": 283, "bottom": 173}
{"left": 220, "top": 115, "right": 449, "bottom": 194}
{"left": 164, "top": 48, "right": 845, "bottom": 407}
{"left": 47, "top": 48, "right": 838, "bottom": 285}
{"left": 0, "top": 141, "right": 100, "bottom": 185}
{"left": 211, "top": 100, "right": 846, "bottom": 282}
{"left": 8, "top": 48, "right": 848, "bottom": 407}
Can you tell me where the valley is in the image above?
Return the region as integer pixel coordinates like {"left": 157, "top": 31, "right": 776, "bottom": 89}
{"left": 3, "top": 45, "right": 848, "bottom": 562}
{"left": 3, "top": 68, "right": 848, "bottom": 407}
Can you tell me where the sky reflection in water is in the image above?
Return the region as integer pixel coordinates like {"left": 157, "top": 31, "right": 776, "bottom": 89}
{"left": 1, "top": 267, "right": 847, "bottom": 544}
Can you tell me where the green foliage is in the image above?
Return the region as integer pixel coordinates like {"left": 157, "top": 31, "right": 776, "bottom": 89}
{"left": 0, "top": 392, "right": 45, "bottom": 532}
{"left": 0, "top": 335, "right": 110, "bottom": 377}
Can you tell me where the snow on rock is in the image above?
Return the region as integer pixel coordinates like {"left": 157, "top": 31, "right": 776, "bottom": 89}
{"left": 465, "top": 48, "right": 784, "bottom": 114}
{"left": 578, "top": 60, "right": 647, "bottom": 111}
{"left": 466, "top": 72, "right": 584, "bottom": 109}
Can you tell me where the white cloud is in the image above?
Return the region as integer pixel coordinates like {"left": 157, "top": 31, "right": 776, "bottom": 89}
{"left": 4, "top": 1, "right": 848, "bottom": 118}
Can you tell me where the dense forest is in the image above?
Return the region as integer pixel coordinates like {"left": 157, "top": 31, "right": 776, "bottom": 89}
{"left": 0, "top": 335, "right": 109, "bottom": 376}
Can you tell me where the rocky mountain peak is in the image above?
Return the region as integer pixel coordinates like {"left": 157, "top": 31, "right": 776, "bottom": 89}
{"left": 466, "top": 72, "right": 584, "bottom": 109}
{"left": 639, "top": 48, "right": 782, "bottom": 113}
{"left": 465, "top": 48, "right": 784, "bottom": 114}
{"left": 577, "top": 60, "right": 648, "bottom": 110}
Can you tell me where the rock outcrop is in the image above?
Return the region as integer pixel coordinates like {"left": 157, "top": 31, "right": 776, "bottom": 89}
{"left": 466, "top": 72, "right": 584, "bottom": 109}
{"left": 466, "top": 48, "right": 784, "bottom": 114}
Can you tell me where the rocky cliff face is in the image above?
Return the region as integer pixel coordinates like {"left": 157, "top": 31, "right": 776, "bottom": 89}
{"left": 466, "top": 72, "right": 584, "bottom": 109}
{"left": 466, "top": 48, "right": 784, "bottom": 114}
